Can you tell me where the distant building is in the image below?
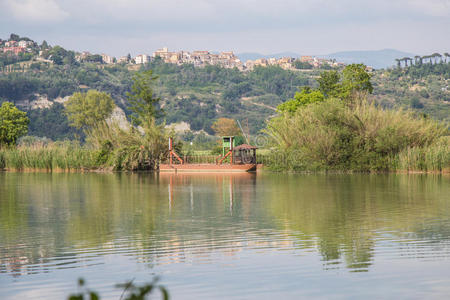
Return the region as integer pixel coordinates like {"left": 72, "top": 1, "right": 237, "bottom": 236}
{"left": 18, "top": 40, "right": 32, "bottom": 48}
{"left": 75, "top": 51, "right": 92, "bottom": 62}
{"left": 101, "top": 54, "right": 115, "bottom": 64}
{"left": 300, "top": 56, "right": 313, "bottom": 63}
{"left": 117, "top": 56, "right": 129, "bottom": 63}
{"left": 3, "top": 47, "right": 25, "bottom": 55}
{"left": 135, "top": 54, "right": 150, "bottom": 64}
{"left": 4, "top": 41, "right": 17, "bottom": 47}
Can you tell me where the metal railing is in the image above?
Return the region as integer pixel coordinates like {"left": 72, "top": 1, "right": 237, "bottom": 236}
{"left": 160, "top": 154, "right": 270, "bottom": 165}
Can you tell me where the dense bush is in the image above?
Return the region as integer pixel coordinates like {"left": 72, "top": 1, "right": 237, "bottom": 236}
{"left": 265, "top": 97, "right": 448, "bottom": 172}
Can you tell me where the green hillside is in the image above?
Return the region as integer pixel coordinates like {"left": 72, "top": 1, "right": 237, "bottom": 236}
{"left": 0, "top": 36, "right": 448, "bottom": 141}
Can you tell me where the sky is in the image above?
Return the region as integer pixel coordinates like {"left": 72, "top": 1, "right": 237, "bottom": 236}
{"left": 0, "top": 0, "right": 449, "bottom": 57}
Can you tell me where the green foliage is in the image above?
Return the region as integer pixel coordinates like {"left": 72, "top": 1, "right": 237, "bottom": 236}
{"left": 211, "top": 118, "right": 240, "bottom": 136}
{"left": 266, "top": 97, "right": 448, "bottom": 172}
{"left": 27, "top": 103, "right": 80, "bottom": 140}
{"left": 316, "top": 64, "right": 373, "bottom": 101}
{"left": 373, "top": 62, "right": 450, "bottom": 123}
{"left": 0, "top": 142, "right": 96, "bottom": 171}
{"left": 126, "top": 70, "right": 162, "bottom": 127}
{"left": 277, "top": 87, "right": 325, "bottom": 113}
{"left": 65, "top": 90, "right": 115, "bottom": 131}
{"left": 0, "top": 46, "right": 447, "bottom": 141}
{"left": 293, "top": 60, "right": 313, "bottom": 69}
{"left": 341, "top": 64, "right": 373, "bottom": 98}
{"left": 278, "top": 64, "right": 373, "bottom": 114}
{"left": 396, "top": 136, "right": 450, "bottom": 172}
{"left": 95, "top": 140, "right": 113, "bottom": 165}
{"left": 317, "top": 70, "right": 340, "bottom": 97}
{"left": 0, "top": 102, "right": 29, "bottom": 147}
{"left": 48, "top": 46, "right": 75, "bottom": 65}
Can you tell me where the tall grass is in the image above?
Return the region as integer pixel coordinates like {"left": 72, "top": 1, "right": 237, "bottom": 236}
{"left": 396, "top": 137, "right": 450, "bottom": 172}
{"left": 0, "top": 120, "right": 170, "bottom": 172}
{"left": 85, "top": 121, "right": 168, "bottom": 171}
{"left": 0, "top": 144, "right": 97, "bottom": 171}
{"left": 265, "top": 97, "right": 449, "bottom": 172}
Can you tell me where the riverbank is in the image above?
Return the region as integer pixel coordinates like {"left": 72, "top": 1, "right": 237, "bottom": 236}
{"left": 1, "top": 144, "right": 448, "bottom": 174}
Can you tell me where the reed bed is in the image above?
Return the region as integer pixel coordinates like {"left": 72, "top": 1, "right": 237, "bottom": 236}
{"left": 264, "top": 98, "right": 449, "bottom": 172}
{"left": 0, "top": 145, "right": 97, "bottom": 171}
{"left": 395, "top": 137, "right": 450, "bottom": 172}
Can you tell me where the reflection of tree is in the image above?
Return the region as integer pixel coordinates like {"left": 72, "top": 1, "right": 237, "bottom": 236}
{"left": 0, "top": 173, "right": 165, "bottom": 276}
{"left": 1, "top": 172, "right": 449, "bottom": 277}
{"left": 266, "top": 174, "right": 450, "bottom": 271}
{"left": 0, "top": 172, "right": 263, "bottom": 276}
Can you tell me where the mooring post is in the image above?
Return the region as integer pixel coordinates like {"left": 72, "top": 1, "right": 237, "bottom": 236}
{"left": 169, "top": 137, "right": 173, "bottom": 165}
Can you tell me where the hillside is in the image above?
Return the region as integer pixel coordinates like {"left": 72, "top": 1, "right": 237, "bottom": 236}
{"left": 372, "top": 62, "right": 450, "bottom": 121}
{"left": 0, "top": 59, "right": 319, "bottom": 139}
{"left": 0, "top": 35, "right": 448, "bottom": 141}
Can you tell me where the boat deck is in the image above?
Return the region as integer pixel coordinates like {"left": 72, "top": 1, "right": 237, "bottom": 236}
{"left": 159, "top": 163, "right": 257, "bottom": 173}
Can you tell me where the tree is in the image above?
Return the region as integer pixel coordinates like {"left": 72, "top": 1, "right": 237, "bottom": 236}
{"left": 211, "top": 118, "right": 240, "bottom": 136}
{"left": 0, "top": 102, "right": 29, "bottom": 147}
{"left": 293, "top": 60, "right": 313, "bottom": 69}
{"left": 9, "top": 34, "right": 20, "bottom": 41}
{"left": 340, "top": 64, "right": 373, "bottom": 99}
{"left": 41, "top": 40, "right": 49, "bottom": 50}
{"left": 277, "top": 87, "right": 325, "bottom": 113}
{"left": 317, "top": 70, "right": 340, "bottom": 97}
{"left": 65, "top": 90, "right": 115, "bottom": 131}
{"left": 49, "top": 46, "right": 69, "bottom": 65}
{"left": 126, "top": 70, "right": 162, "bottom": 128}
{"left": 414, "top": 55, "right": 422, "bottom": 65}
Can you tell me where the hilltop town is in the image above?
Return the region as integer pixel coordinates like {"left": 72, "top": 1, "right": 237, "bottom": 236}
{"left": 99, "top": 47, "right": 344, "bottom": 71}
{"left": 0, "top": 34, "right": 344, "bottom": 73}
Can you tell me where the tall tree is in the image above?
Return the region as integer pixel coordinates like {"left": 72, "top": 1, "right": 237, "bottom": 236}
{"left": 340, "top": 64, "right": 373, "bottom": 100}
{"left": 0, "top": 102, "right": 29, "bottom": 147}
{"left": 414, "top": 55, "right": 422, "bottom": 65}
{"left": 317, "top": 70, "right": 340, "bottom": 97}
{"left": 126, "top": 70, "right": 162, "bottom": 129}
{"left": 9, "top": 33, "right": 19, "bottom": 41}
{"left": 65, "top": 90, "right": 115, "bottom": 132}
{"left": 211, "top": 118, "right": 240, "bottom": 136}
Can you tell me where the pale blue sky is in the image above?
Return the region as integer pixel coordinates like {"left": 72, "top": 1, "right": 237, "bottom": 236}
{"left": 0, "top": 0, "right": 449, "bottom": 56}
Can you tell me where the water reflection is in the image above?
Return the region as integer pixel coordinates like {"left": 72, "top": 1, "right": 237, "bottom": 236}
{"left": 0, "top": 172, "right": 449, "bottom": 280}
{"left": 263, "top": 174, "right": 450, "bottom": 271}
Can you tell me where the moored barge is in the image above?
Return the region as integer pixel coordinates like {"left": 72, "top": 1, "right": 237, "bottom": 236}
{"left": 159, "top": 137, "right": 258, "bottom": 173}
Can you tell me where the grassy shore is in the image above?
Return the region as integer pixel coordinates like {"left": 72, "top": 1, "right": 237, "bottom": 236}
{"left": 1, "top": 140, "right": 448, "bottom": 173}
{"left": 0, "top": 144, "right": 98, "bottom": 172}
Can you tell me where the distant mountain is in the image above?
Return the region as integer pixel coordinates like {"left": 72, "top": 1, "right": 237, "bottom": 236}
{"left": 323, "top": 49, "right": 416, "bottom": 69}
{"left": 237, "top": 52, "right": 300, "bottom": 62}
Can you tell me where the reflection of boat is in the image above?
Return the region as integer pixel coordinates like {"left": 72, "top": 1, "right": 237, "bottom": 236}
{"left": 159, "top": 137, "right": 258, "bottom": 173}
{"left": 160, "top": 172, "right": 257, "bottom": 215}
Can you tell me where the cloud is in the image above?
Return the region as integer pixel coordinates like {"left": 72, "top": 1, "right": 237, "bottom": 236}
{"left": 0, "top": 0, "right": 448, "bottom": 55}
{"left": 5, "top": 0, "right": 69, "bottom": 23}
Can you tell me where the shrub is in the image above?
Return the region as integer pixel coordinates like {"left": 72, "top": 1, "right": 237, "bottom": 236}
{"left": 265, "top": 97, "right": 448, "bottom": 171}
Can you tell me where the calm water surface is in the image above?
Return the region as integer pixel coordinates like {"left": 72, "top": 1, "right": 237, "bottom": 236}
{"left": 0, "top": 172, "right": 449, "bottom": 299}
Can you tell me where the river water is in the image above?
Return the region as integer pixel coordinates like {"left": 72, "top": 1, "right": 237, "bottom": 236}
{"left": 0, "top": 172, "right": 449, "bottom": 299}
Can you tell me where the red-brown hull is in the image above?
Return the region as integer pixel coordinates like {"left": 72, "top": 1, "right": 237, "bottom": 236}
{"left": 159, "top": 163, "right": 256, "bottom": 173}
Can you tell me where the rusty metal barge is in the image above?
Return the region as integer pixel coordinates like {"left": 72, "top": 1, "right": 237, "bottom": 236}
{"left": 159, "top": 136, "right": 258, "bottom": 173}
